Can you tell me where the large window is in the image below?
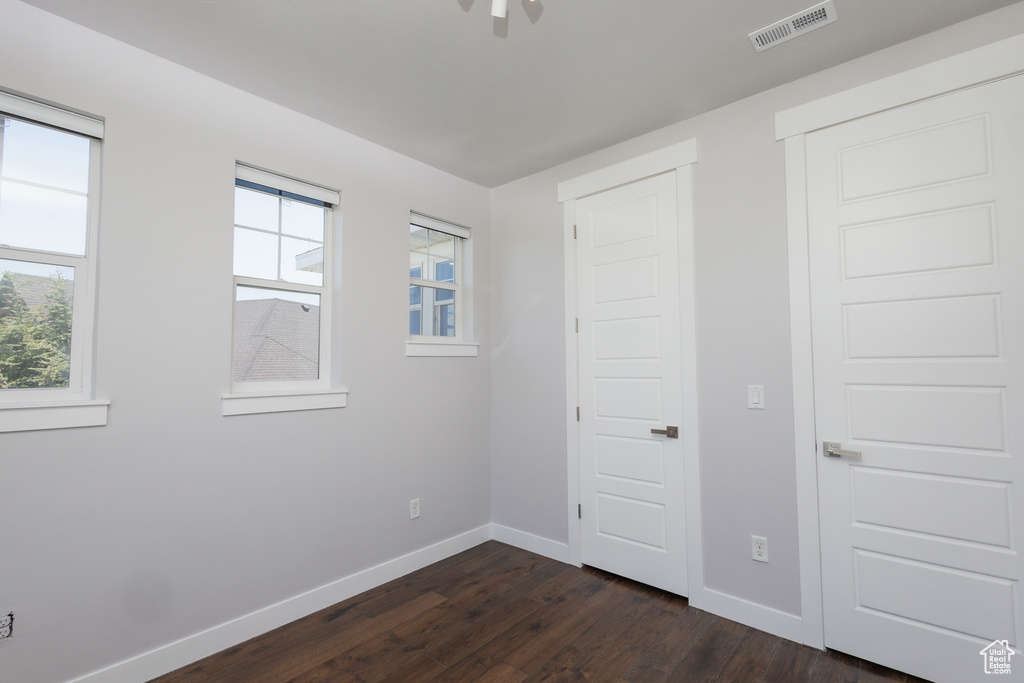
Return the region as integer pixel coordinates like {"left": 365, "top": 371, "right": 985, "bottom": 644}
{"left": 230, "top": 165, "right": 338, "bottom": 393}
{"left": 0, "top": 92, "right": 103, "bottom": 428}
{"left": 407, "top": 213, "right": 477, "bottom": 357}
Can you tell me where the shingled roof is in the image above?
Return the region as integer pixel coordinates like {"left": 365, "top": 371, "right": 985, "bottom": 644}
{"left": 2, "top": 271, "right": 74, "bottom": 311}
{"left": 233, "top": 298, "right": 320, "bottom": 382}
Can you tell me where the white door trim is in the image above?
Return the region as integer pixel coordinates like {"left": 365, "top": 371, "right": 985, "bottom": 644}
{"left": 556, "top": 139, "right": 698, "bottom": 204}
{"left": 780, "top": 29, "right": 1024, "bottom": 650}
{"left": 558, "top": 140, "right": 702, "bottom": 596}
{"left": 775, "top": 31, "right": 1024, "bottom": 140}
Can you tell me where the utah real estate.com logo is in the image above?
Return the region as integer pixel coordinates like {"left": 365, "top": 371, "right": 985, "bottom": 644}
{"left": 980, "top": 639, "right": 1016, "bottom": 675}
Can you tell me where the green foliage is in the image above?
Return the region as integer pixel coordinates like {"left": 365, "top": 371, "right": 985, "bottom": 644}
{"left": 0, "top": 271, "right": 73, "bottom": 389}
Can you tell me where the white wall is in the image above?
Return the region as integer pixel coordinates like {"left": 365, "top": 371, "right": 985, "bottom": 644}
{"left": 0, "top": 2, "right": 492, "bottom": 682}
{"left": 490, "top": 1, "right": 1024, "bottom": 621}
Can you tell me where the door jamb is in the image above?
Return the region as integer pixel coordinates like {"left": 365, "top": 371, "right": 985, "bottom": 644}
{"left": 557, "top": 140, "right": 702, "bottom": 595}
{"left": 777, "top": 30, "right": 1024, "bottom": 650}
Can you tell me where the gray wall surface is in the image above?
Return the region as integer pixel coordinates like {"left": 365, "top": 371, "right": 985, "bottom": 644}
{"left": 489, "top": 1, "right": 1024, "bottom": 617}
{"left": 0, "top": 3, "right": 491, "bottom": 681}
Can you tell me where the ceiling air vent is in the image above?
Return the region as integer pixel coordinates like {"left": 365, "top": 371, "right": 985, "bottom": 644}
{"left": 749, "top": 0, "right": 838, "bottom": 52}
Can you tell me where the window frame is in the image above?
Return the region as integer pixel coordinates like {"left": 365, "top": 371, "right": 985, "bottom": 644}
{"left": 406, "top": 212, "right": 478, "bottom": 357}
{"left": 0, "top": 91, "right": 108, "bottom": 432}
{"left": 223, "top": 164, "right": 347, "bottom": 415}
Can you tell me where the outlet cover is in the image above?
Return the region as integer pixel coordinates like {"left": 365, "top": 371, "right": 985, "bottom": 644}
{"left": 410, "top": 498, "right": 421, "bottom": 519}
{"left": 752, "top": 535, "right": 769, "bottom": 563}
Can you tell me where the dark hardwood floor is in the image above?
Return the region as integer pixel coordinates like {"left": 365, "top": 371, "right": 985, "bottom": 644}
{"left": 149, "top": 541, "right": 926, "bottom": 682}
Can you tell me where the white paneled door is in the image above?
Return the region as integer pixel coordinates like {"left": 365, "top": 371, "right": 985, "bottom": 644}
{"left": 807, "top": 75, "right": 1024, "bottom": 682}
{"left": 576, "top": 172, "right": 687, "bottom": 595}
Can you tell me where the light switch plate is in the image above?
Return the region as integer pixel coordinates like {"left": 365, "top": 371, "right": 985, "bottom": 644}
{"left": 748, "top": 385, "right": 765, "bottom": 410}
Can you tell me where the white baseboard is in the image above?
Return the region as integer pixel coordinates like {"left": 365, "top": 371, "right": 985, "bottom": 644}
{"left": 68, "top": 524, "right": 491, "bottom": 683}
{"left": 489, "top": 523, "right": 570, "bottom": 563}
{"left": 69, "top": 523, "right": 804, "bottom": 683}
{"left": 489, "top": 523, "right": 806, "bottom": 644}
{"left": 690, "top": 585, "right": 804, "bottom": 644}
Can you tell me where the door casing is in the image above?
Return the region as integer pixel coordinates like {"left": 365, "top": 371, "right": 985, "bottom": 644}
{"left": 557, "top": 140, "right": 704, "bottom": 597}
{"left": 779, "top": 31, "right": 1024, "bottom": 649}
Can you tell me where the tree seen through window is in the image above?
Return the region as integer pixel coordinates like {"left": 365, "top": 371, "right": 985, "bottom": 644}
{"left": 0, "top": 264, "right": 74, "bottom": 389}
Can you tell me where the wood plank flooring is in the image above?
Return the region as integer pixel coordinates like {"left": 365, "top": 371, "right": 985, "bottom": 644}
{"left": 149, "top": 541, "right": 927, "bottom": 683}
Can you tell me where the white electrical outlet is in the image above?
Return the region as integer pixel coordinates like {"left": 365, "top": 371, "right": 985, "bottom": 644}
{"left": 0, "top": 612, "right": 13, "bottom": 639}
{"left": 410, "top": 498, "right": 421, "bottom": 519}
{"left": 751, "top": 535, "right": 769, "bottom": 563}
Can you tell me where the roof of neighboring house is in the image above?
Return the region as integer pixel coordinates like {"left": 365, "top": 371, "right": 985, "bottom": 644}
{"left": 2, "top": 273, "right": 317, "bottom": 383}
{"left": 1, "top": 272, "right": 73, "bottom": 311}
{"left": 233, "top": 298, "right": 319, "bottom": 382}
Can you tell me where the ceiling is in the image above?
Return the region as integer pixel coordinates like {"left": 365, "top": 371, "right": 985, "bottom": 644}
{"left": 22, "top": 0, "right": 1019, "bottom": 187}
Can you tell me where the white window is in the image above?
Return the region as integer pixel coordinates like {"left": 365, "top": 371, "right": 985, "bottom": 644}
{"left": 223, "top": 164, "right": 346, "bottom": 416}
{"left": 0, "top": 91, "right": 107, "bottom": 432}
{"left": 407, "top": 212, "right": 478, "bottom": 357}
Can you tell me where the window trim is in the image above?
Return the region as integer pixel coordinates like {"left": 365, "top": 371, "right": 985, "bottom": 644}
{"left": 0, "top": 92, "right": 107, "bottom": 432}
{"left": 221, "top": 389, "right": 347, "bottom": 416}
{"left": 224, "top": 165, "right": 346, "bottom": 414}
{"left": 406, "top": 212, "right": 478, "bottom": 357}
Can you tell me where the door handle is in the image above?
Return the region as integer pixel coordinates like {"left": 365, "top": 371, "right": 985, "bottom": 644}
{"left": 651, "top": 426, "right": 679, "bottom": 439}
{"left": 823, "top": 441, "right": 861, "bottom": 458}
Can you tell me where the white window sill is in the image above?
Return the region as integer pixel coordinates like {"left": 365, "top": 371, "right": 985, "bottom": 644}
{"left": 222, "top": 389, "right": 349, "bottom": 416}
{"left": 406, "top": 340, "right": 480, "bottom": 357}
{"left": 0, "top": 399, "right": 110, "bottom": 433}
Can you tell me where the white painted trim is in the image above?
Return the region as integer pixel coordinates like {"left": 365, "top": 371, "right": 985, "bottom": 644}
{"left": 675, "top": 165, "right": 704, "bottom": 600}
{"left": 775, "top": 31, "right": 1024, "bottom": 139}
{"left": 784, "top": 134, "right": 825, "bottom": 649}
{"left": 221, "top": 389, "right": 348, "bottom": 416}
{"left": 563, "top": 199, "right": 582, "bottom": 568}
{"left": 490, "top": 523, "right": 570, "bottom": 563}
{"left": 0, "top": 399, "right": 108, "bottom": 433}
{"left": 556, "top": 139, "right": 698, "bottom": 203}
{"left": 410, "top": 212, "right": 472, "bottom": 240}
{"left": 67, "top": 525, "right": 491, "bottom": 683}
{"left": 694, "top": 587, "right": 803, "bottom": 643}
{"left": 235, "top": 163, "right": 340, "bottom": 205}
{"left": 405, "top": 341, "right": 479, "bottom": 357}
{"left": 0, "top": 89, "right": 104, "bottom": 139}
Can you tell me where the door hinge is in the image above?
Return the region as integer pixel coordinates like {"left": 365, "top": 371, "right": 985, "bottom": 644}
{"left": 576, "top": 406, "right": 580, "bottom": 421}
{"left": 575, "top": 318, "right": 579, "bottom": 333}
{"left": 573, "top": 224, "right": 577, "bottom": 239}
{"left": 578, "top": 503, "right": 582, "bottom": 519}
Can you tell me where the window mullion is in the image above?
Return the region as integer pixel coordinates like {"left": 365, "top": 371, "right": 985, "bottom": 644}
{"left": 276, "top": 196, "right": 284, "bottom": 282}
{"left": 234, "top": 275, "right": 324, "bottom": 296}
{"left": 0, "top": 248, "right": 85, "bottom": 269}
{"left": 0, "top": 176, "right": 89, "bottom": 198}
{"left": 233, "top": 224, "right": 281, "bottom": 237}
{"left": 409, "top": 277, "right": 456, "bottom": 291}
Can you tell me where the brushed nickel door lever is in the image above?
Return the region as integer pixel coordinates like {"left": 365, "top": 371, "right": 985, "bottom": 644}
{"left": 823, "top": 441, "right": 861, "bottom": 458}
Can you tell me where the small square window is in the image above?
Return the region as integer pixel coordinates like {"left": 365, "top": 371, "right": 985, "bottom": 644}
{"left": 409, "top": 225, "right": 461, "bottom": 339}
{"left": 407, "top": 213, "right": 478, "bottom": 357}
